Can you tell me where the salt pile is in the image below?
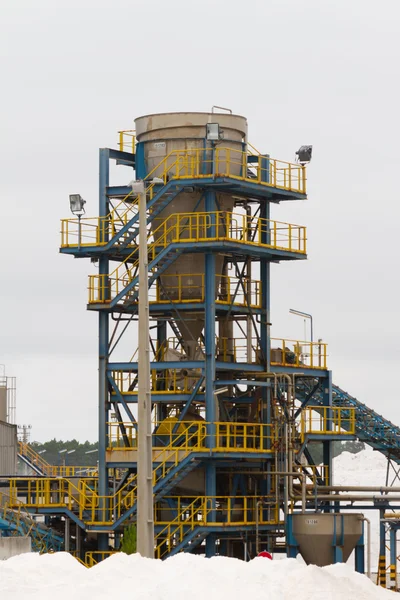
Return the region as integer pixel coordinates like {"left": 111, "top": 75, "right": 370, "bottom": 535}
{"left": 0, "top": 447, "right": 391, "bottom": 598}
{"left": 0, "top": 552, "right": 393, "bottom": 600}
{"left": 333, "top": 447, "right": 388, "bottom": 565}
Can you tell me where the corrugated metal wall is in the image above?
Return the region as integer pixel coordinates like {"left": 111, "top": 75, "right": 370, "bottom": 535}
{"left": 0, "top": 421, "right": 17, "bottom": 475}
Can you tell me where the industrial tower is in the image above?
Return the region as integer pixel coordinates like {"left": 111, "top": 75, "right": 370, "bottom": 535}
{"left": 59, "top": 110, "right": 360, "bottom": 561}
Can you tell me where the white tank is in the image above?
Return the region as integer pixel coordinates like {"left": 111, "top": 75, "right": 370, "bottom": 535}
{"left": 135, "top": 112, "right": 248, "bottom": 358}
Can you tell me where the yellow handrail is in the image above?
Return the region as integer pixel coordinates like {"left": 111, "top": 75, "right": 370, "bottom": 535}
{"left": 88, "top": 211, "right": 306, "bottom": 304}
{"left": 154, "top": 495, "right": 280, "bottom": 558}
{"left": 118, "top": 130, "right": 136, "bottom": 154}
{"left": 61, "top": 144, "right": 307, "bottom": 249}
{"left": 8, "top": 422, "right": 276, "bottom": 526}
{"left": 300, "top": 406, "right": 356, "bottom": 442}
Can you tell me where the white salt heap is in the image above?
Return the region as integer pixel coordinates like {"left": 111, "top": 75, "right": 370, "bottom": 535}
{"left": 333, "top": 446, "right": 388, "bottom": 567}
{"left": 0, "top": 551, "right": 393, "bottom": 600}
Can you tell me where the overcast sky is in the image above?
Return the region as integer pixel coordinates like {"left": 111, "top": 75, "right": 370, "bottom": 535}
{"left": 1, "top": 0, "right": 399, "bottom": 442}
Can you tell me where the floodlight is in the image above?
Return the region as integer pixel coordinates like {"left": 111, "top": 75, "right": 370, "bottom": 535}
{"left": 69, "top": 194, "right": 86, "bottom": 215}
{"left": 295, "top": 145, "right": 313, "bottom": 165}
{"left": 206, "top": 123, "right": 221, "bottom": 141}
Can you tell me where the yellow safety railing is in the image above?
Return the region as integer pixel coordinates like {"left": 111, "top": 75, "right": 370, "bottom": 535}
{"left": 7, "top": 421, "right": 276, "bottom": 526}
{"left": 107, "top": 420, "right": 207, "bottom": 451}
{"left": 72, "top": 554, "right": 88, "bottom": 567}
{"left": 118, "top": 130, "right": 136, "bottom": 154}
{"left": 18, "top": 442, "right": 96, "bottom": 478}
{"left": 215, "top": 336, "right": 327, "bottom": 369}
{"left": 154, "top": 495, "right": 280, "bottom": 559}
{"left": 60, "top": 182, "right": 159, "bottom": 249}
{"left": 300, "top": 406, "right": 356, "bottom": 441}
{"left": 145, "top": 146, "right": 306, "bottom": 194}
{"left": 61, "top": 143, "right": 306, "bottom": 249}
{"left": 107, "top": 421, "right": 274, "bottom": 454}
{"left": 88, "top": 211, "right": 306, "bottom": 304}
{"left": 271, "top": 339, "right": 327, "bottom": 369}
{"left": 18, "top": 441, "right": 53, "bottom": 474}
{"left": 151, "top": 273, "right": 262, "bottom": 308}
{"left": 85, "top": 551, "right": 117, "bottom": 566}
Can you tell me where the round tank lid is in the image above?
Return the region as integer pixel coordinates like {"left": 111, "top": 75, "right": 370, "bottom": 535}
{"left": 135, "top": 111, "right": 247, "bottom": 120}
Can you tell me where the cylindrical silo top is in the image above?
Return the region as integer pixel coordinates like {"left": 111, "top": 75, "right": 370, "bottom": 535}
{"left": 135, "top": 112, "right": 248, "bottom": 142}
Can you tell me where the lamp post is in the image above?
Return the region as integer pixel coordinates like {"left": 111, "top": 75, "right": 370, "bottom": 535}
{"left": 59, "top": 448, "right": 68, "bottom": 467}
{"left": 289, "top": 308, "right": 313, "bottom": 343}
{"left": 131, "top": 179, "right": 154, "bottom": 559}
{"left": 69, "top": 194, "right": 86, "bottom": 250}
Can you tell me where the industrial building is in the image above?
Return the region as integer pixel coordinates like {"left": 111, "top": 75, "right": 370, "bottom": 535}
{"left": 2, "top": 110, "right": 400, "bottom": 588}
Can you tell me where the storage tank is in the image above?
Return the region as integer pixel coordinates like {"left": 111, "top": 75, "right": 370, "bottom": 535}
{"left": 135, "top": 112, "right": 248, "bottom": 358}
{"left": 291, "top": 512, "right": 363, "bottom": 566}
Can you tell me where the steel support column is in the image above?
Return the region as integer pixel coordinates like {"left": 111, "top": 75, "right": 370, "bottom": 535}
{"left": 205, "top": 190, "right": 216, "bottom": 557}
{"left": 354, "top": 527, "right": 365, "bottom": 574}
{"left": 260, "top": 201, "right": 272, "bottom": 515}
{"left": 98, "top": 149, "right": 110, "bottom": 550}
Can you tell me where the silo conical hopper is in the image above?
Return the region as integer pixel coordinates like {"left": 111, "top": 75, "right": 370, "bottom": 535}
{"left": 135, "top": 112, "right": 248, "bottom": 358}
{"left": 291, "top": 513, "right": 363, "bottom": 567}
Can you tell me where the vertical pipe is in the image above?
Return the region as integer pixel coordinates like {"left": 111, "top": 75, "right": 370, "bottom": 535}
{"left": 98, "top": 149, "right": 110, "bottom": 551}
{"left": 322, "top": 371, "right": 333, "bottom": 493}
{"left": 137, "top": 183, "right": 155, "bottom": 558}
{"left": 246, "top": 204, "right": 252, "bottom": 362}
{"left": 205, "top": 190, "right": 216, "bottom": 557}
{"left": 65, "top": 517, "right": 70, "bottom": 552}
{"left": 389, "top": 526, "right": 397, "bottom": 590}
{"left": 76, "top": 525, "right": 81, "bottom": 559}
{"left": 378, "top": 510, "right": 387, "bottom": 587}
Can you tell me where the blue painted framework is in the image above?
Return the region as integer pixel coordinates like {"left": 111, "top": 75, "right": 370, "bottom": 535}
{"left": 57, "top": 137, "right": 400, "bottom": 567}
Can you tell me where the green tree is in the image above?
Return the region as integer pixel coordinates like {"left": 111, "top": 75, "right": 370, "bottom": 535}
{"left": 120, "top": 524, "right": 137, "bottom": 554}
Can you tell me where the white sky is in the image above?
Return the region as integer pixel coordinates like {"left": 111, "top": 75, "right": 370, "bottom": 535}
{"left": 1, "top": 0, "right": 399, "bottom": 442}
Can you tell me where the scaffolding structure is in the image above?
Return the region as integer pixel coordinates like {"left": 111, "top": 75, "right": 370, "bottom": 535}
{"left": 4, "top": 111, "right": 400, "bottom": 578}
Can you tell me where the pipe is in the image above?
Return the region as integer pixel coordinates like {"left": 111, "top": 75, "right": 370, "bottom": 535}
{"left": 256, "top": 500, "right": 262, "bottom": 555}
{"left": 292, "top": 493, "right": 400, "bottom": 502}
{"left": 359, "top": 516, "right": 371, "bottom": 580}
{"left": 318, "top": 485, "right": 400, "bottom": 493}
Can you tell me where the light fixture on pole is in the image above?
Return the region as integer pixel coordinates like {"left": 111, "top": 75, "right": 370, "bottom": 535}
{"left": 59, "top": 448, "right": 68, "bottom": 467}
{"left": 66, "top": 449, "right": 75, "bottom": 466}
{"left": 289, "top": 308, "right": 314, "bottom": 343}
{"left": 130, "top": 178, "right": 154, "bottom": 559}
{"left": 69, "top": 194, "right": 86, "bottom": 250}
{"left": 295, "top": 145, "right": 313, "bottom": 165}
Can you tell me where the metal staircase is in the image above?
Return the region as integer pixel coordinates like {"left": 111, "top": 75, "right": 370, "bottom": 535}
{"left": 18, "top": 441, "right": 51, "bottom": 476}
{"left": 0, "top": 492, "right": 63, "bottom": 552}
